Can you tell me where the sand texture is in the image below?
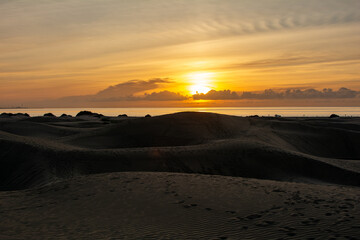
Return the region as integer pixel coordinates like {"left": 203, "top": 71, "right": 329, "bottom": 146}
{"left": 0, "top": 112, "right": 360, "bottom": 239}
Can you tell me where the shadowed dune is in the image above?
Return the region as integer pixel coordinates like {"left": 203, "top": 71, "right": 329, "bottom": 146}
{"left": 62, "top": 112, "right": 250, "bottom": 148}
{"left": 60, "top": 112, "right": 360, "bottom": 159}
{"left": 1, "top": 112, "right": 360, "bottom": 190}
{"left": 265, "top": 119, "right": 360, "bottom": 159}
{"left": 0, "top": 121, "right": 83, "bottom": 139}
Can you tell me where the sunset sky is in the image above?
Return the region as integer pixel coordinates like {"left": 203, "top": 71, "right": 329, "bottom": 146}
{"left": 1, "top": 0, "right": 359, "bottom": 107}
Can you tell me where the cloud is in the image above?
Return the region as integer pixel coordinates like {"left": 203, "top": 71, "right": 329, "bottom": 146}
{"left": 241, "top": 89, "right": 283, "bottom": 99}
{"left": 193, "top": 90, "right": 240, "bottom": 100}
{"left": 254, "top": 87, "right": 360, "bottom": 99}
{"left": 38, "top": 84, "right": 360, "bottom": 108}
{"left": 192, "top": 87, "right": 360, "bottom": 100}
{"left": 95, "top": 78, "right": 170, "bottom": 99}
{"left": 57, "top": 79, "right": 188, "bottom": 103}
{"left": 142, "top": 91, "right": 189, "bottom": 101}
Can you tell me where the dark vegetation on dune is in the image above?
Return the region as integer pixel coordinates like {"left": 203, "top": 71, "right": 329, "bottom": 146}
{"left": 76, "top": 110, "right": 104, "bottom": 118}
{"left": 43, "top": 113, "right": 55, "bottom": 117}
{"left": 1, "top": 112, "right": 360, "bottom": 190}
{"left": 0, "top": 112, "right": 29, "bottom": 118}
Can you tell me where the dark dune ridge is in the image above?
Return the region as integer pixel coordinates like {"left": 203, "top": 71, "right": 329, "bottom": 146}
{"left": 1, "top": 112, "right": 360, "bottom": 190}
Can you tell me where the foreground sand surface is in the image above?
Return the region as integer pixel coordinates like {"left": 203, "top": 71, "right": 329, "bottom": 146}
{"left": 0, "top": 112, "right": 360, "bottom": 239}
{"left": 1, "top": 172, "right": 360, "bottom": 239}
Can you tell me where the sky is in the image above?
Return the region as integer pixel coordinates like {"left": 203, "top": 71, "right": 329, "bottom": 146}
{"left": 0, "top": 0, "right": 359, "bottom": 107}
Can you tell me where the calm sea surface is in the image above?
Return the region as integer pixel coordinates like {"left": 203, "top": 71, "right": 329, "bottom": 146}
{"left": 1, "top": 107, "right": 360, "bottom": 117}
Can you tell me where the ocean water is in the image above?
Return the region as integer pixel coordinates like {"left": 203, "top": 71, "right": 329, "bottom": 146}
{"left": 1, "top": 107, "right": 360, "bottom": 117}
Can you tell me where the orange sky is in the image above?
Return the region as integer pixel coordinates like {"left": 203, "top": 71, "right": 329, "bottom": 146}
{"left": 0, "top": 0, "right": 359, "bottom": 107}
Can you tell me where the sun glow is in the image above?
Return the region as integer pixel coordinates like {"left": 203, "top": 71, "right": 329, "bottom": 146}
{"left": 187, "top": 72, "right": 214, "bottom": 94}
{"left": 190, "top": 85, "right": 211, "bottom": 95}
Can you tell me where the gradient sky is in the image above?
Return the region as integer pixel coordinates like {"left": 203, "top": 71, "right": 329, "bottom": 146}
{"left": 1, "top": 0, "right": 359, "bottom": 107}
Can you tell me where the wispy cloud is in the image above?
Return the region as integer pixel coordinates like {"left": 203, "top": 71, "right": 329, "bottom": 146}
{"left": 232, "top": 56, "right": 360, "bottom": 69}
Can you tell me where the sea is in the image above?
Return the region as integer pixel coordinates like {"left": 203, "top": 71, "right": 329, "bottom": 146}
{"left": 1, "top": 107, "right": 360, "bottom": 117}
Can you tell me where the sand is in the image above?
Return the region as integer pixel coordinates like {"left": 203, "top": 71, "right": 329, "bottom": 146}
{"left": 0, "top": 112, "right": 360, "bottom": 239}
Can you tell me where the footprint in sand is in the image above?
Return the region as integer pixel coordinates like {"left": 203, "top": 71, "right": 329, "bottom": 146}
{"left": 290, "top": 212, "right": 304, "bottom": 217}
{"left": 301, "top": 217, "right": 319, "bottom": 226}
{"left": 279, "top": 226, "right": 296, "bottom": 233}
{"left": 226, "top": 210, "right": 236, "bottom": 214}
{"left": 272, "top": 188, "right": 285, "bottom": 193}
{"left": 183, "top": 204, "right": 197, "bottom": 208}
{"left": 245, "top": 214, "right": 262, "bottom": 220}
{"left": 255, "top": 220, "right": 276, "bottom": 227}
{"left": 228, "top": 217, "right": 241, "bottom": 222}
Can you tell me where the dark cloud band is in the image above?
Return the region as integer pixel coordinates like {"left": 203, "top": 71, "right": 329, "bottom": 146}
{"left": 193, "top": 88, "right": 360, "bottom": 100}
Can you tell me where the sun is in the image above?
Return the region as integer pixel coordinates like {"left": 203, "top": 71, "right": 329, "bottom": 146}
{"left": 187, "top": 72, "right": 214, "bottom": 94}
{"left": 190, "top": 85, "right": 211, "bottom": 94}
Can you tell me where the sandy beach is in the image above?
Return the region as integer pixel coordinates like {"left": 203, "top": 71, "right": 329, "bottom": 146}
{"left": 1, "top": 112, "right": 360, "bottom": 239}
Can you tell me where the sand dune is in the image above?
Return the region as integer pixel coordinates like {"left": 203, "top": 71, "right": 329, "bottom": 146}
{"left": 0, "top": 113, "right": 360, "bottom": 189}
{"left": 1, "top": 112, "right": 360, "bottom": 190}
{"left": 1, "top": 112, "right": 360, "bottom": 238}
